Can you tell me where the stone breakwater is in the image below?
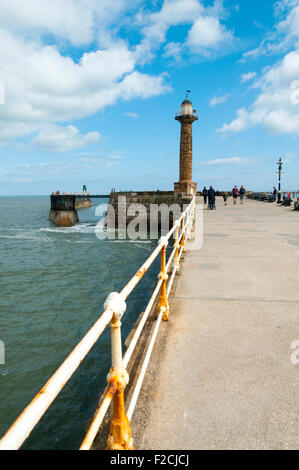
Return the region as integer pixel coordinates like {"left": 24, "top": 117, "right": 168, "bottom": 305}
{"left": 75, "top": 198, "right": 93, "bottom": 209}
{"left": 49, "top": 196, "right": 93, "bottom": 227}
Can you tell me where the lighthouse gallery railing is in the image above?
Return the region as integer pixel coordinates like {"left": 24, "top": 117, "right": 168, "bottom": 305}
{"left": 0, "top": 197, "right": 196, "bottom": 450}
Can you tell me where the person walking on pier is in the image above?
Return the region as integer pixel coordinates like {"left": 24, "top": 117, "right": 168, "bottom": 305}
{"left": 232, "top": 186, "right": 239, "bottom": 205}
{"left": 239, "top": 186, "right": 246, "bottom": 204}
{"left": 208, "top": 186, "right": 216, "bottom": 210}
{"left": 223, "top": 193, "right": 228, "bottom": 206}
{"left": 273, "top": 187, "right": 277, "bottom": 201}
{"left": 203, "top": 187, "right": 208, "bottom": 206}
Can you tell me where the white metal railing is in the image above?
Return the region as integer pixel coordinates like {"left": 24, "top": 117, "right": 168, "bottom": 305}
{"left": 0, "top": 197, "right": 196, "bottom": 451}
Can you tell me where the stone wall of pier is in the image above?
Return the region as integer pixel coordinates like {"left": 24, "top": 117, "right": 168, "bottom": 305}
{"left": 106, "top": 191, "right": 193, "bottom": 230}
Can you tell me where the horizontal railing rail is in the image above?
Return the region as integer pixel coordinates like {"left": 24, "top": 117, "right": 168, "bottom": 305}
{"left": 0, "top": 197, "right": 196, "bottom": 451}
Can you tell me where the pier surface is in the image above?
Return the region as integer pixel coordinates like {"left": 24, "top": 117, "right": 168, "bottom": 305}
{"left": 133, "top": 197, "right": 299, "bottom": 449}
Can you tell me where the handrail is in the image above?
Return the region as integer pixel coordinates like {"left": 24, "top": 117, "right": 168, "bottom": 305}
{"left": 0, "top": 308, "right": 114, "bottom": 450}
{"left": 0, "top": 196, "right": 196, "bottom": 451}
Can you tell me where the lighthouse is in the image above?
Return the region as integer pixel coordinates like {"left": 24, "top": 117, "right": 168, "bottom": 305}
{"left": 174, "top": 92, "right": 198, "bottom": 195}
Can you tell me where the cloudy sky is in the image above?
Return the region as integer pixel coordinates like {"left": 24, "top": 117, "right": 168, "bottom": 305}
{"left": 1, "top": 0, "right": 299, "bottom": 194}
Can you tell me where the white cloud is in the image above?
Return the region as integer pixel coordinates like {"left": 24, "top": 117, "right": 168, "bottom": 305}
{"left": 136, "top": 0, "right": 235, "bottom": 61}
{"left": 0, "top": 0, "right": 136, "bottom": 46}
{"left": 75, "top": 154, "right": 121, "bottom": 167}
{"left": 187, "top": 15, "right": 233, "bottom": 53}
{"left": 163, "top": 42, "right": 183, "bottom": 60}
{"left": 275, "top": 0, "right": 299, "bottom": 51}
{"left": 6, "top": 152, "right": 123, "bottom": 183}
{"left": 0, "top": 27, "right": 169, "bottom": 146}
{"left": 118, "top": 71, "right": 169, "bottom": 100}
{"left": 31, "top": 125, "right": 100, "bottom": 152}
{"left": 220, "top": 49, "right": 299, "bottom": 135}
{"left": 0, "top": 80, "right": 5, "bottom": 105}
{"left": 209, "top": 94, "right": 228, "bottom": 106}
{"left": 228, "top": 2, "right": 299, "bottom": 136}
{"left": 202, "top": 157, "right": 246, "bottom": 165}
{"left": 219, "top": 108, "right": 250, "bottom": 133}
{"left": 8, "top": 160, "right": 81, "bottom": 183}
{"left": 123, "top": 112, "right": 139, "bottom": 118}
{"left": 263, "top": 109, "right": 299, "bottom": 134}
{"left": 240, "top": 71, "right": 257, "bottom": 83}
{"left": 242, "top": 0, "right": 299, "bottom": 60}
{"left": 0, "top": 0, "right": 234, "bottom": 150}
{"left": 139, "top": 0, "right": 202, "bottom": 43}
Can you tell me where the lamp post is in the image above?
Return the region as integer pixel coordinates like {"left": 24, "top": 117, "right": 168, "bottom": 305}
{"left": 277, "top": 158, "right": 283, "bottom": 203}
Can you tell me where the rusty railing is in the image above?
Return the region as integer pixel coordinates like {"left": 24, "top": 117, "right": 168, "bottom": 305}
{"left": 0, "top": 196, "right": 196, "bottom": 450}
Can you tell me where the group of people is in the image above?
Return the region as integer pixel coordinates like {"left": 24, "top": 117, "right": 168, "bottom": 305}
{"left": 232, "top": 185, "right": 246, "bottom": 205}
{"left": 202, "top": 185, "right": 246, "bottom": 210}
{"left": 202, "top": 186, "right": 216, "bottom": 210}
{"left": 272, "top": 187, "right": 291, "bottom": 201}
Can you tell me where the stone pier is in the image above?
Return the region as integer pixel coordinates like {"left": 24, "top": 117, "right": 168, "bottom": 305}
{"left": 131, "top": 197, "right": 299, "bottom": 449}
{"left": 106, "top": 190, "right": 193, "bottom": 232}
{"left": 49, "top": 195, "right": 79, "bottom": 227}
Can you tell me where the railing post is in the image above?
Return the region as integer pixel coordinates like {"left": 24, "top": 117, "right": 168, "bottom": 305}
{"left": 158, "top": 237, "right": 169, "bottom": 321}
{"left": 174, "top": 222, "right": 180, "bottom": 273}
{"left": 186, "top": 199, "right": 195, "bottom": 241}
{"left": 181, "top": 216, "right": 186, "bottom": 253}
{"left": 104, "top": 293, "right": 134, "bottom": 450}
{"left": 190, "top": 198, "right": 195, "bottom": 232}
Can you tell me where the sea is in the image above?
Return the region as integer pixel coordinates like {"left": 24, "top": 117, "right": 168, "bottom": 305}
{"left": 0, "top": 196, "right": 160, "bottom": 449}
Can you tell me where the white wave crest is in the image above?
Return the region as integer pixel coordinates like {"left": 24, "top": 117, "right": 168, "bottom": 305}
{"left": 40, "top": 223, "right": 95, "bottom": 234}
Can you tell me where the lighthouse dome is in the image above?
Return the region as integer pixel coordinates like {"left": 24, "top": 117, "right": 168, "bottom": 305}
{"left": 181, "top": 97, "right": 193, "bottom": 116}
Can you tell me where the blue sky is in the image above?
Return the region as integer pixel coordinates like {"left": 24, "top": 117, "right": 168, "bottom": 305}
{"left": 0, "top": 0, "right": 299, "bottom": 195}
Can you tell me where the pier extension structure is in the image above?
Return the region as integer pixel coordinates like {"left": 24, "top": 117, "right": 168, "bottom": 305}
{"left": 49, "top": 193, "right": 109, "bottom": 227}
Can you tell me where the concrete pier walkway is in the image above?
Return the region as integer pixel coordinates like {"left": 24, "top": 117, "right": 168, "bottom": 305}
{"left": 133, "top": 197, "right": 299, "bottom": 450}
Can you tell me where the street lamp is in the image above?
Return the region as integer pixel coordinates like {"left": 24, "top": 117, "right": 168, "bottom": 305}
{"left": 277, "top": 158, "right": 283, "bottom": 203}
